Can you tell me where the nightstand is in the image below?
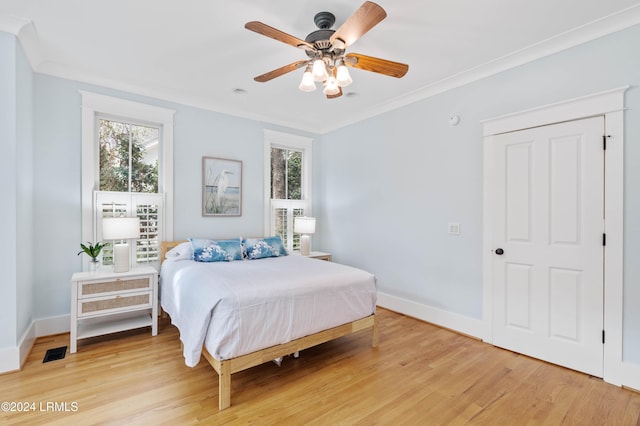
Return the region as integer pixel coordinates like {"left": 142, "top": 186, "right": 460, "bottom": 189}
{"left": 70, "top": 265, "right": 158, "bottom": 353}
{"left": 305, "top": 251, "right": 332, "bottom": 261}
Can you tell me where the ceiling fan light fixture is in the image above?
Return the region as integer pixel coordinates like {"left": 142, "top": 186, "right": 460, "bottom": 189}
{"left": 336, "top": 61, "right": 352, "bottom": 87}
{"left": 245, "top": 2, "right": 408, "bottom": 100}
{"left": 299, "top": 67, "right": 316, "bottom": 92}
{"left": 312, "top": 58, "right": 328, "bottom": 81}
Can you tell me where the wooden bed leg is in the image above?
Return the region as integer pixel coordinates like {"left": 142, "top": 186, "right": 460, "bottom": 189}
{"left": 372, "top": 314, "right": 379, "bottom": 348}
{"left": 219, "top": 361, "right": 231, "bottom": 410}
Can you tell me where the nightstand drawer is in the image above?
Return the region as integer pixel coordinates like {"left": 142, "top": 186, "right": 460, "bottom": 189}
{"left": 78, "top": 276, "right": 151, "bottom": 298}
{"left": 78, "top": 291, "right": 152, "bottom": 317}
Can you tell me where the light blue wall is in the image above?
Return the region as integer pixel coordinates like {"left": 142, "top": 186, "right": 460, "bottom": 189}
{"left": 32, "top": 74, "right": 317, "bottom": 319}
{"left": 316, "top": 24, "right": 640, "bottom": 363}
{"left": 0, "top": 32, "right": 33, "bottom": 350}
{"left": 0, "top": 32, "right": 18, "bottom": 349}
{"left": 15, "top": 36, "right": 34, "bottom": 341}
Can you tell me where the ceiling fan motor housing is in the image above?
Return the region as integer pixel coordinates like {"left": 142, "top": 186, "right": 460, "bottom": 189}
{"left": 305, "top": 12, "right": 339, "bottom": 56}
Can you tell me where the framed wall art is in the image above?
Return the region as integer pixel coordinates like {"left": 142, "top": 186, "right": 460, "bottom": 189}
{"left": 202, "top": 157, "right": 242, "bottom": 216}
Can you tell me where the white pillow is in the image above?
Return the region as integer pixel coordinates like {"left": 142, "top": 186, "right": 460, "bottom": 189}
{"left": 165, "top": 242, "right": 193, "bottom": 261}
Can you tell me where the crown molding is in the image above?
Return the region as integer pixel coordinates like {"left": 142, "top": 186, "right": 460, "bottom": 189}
{"left": 0, "top": 14, "right": 30, "bottom": 35}
{"left": 320, "top": 4, "right": 640, "bottom": 134}
{"left": 0, "top": 15, "right": 45, "bottom": 69}
{"left": 3, "top": 5, "right": 640, "bottom": 135}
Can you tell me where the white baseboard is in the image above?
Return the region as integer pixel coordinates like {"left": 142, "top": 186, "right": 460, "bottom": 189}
{"left": 0, "top": 314, "right": 70, "bottom": 374}
{"left": 19, "top": 322, "right": 36, "bottom": 369}
{"left": 376, "top": 291, "right": 485, "bottom": 340}
{"left": 622, "top": 361, "right": 640, "bottom": 392}
{"left": 0, "top": 322, "right": 36, "bottom": 374}
{"left": 35, "top": 314, "right": 70, "bottom": 337}
{"left": 0, "top": 346, "right": 20, "bottom": 374}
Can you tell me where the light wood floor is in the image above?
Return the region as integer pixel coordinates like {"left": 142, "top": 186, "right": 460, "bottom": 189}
{"left": 2, "top": 308, "right": 639, "bottom": 425}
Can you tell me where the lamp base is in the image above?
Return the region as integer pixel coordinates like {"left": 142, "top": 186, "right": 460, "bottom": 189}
{"left": 113, "top": 243, "right": 130, "bottom": 273}
{"left": 300, "top": 235, "right": 311, "bottom": 256}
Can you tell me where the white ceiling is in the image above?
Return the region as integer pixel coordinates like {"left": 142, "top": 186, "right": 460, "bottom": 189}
{"left": 2, "top": 0, "right": 640, "bottom": 133}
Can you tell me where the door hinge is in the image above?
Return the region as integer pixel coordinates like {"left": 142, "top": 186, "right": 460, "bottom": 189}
{"left": 602, "top": 330, "right": 605, "bottom": 344}
{"left": 603, "top": 135, "right": 607, "bottom": 150}
{"left": 603, "top": 233, "right": 606, "bottom": 246}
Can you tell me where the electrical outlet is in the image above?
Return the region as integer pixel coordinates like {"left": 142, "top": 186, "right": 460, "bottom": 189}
{"left": 448, "top": 223, "right": 460, "bottom": 235}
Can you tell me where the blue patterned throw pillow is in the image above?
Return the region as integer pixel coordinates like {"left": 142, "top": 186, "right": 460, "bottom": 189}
{"left": 189, "top": 238, "right": 244, "bottom": 262}
{"left": 243, "top": 236, "right": 288, "bottom": 260}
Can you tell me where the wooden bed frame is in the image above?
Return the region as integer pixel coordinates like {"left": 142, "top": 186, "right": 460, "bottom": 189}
{"left": 160, "top": 241, "right": 379, "bottom": 410}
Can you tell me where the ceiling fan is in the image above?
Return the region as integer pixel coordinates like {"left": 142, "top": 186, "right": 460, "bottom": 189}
{"left": 245, "top": 1, "right": 409, "bottom": 99}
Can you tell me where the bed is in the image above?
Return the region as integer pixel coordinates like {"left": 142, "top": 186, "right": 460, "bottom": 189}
{"left": 159, "top": 240, "right": 379, "bottom": 410}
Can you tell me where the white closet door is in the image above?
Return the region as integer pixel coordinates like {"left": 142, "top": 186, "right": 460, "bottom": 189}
{"left": 489, "top": 116, "right": 604, "bottom": 377}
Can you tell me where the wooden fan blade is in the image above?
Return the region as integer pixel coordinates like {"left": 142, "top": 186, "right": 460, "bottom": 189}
{"left": 344, "top": 53, "right": 409, "bottom": 78}
{"left": 326, "top": 87, "right": 343, "bottom": 99}
{"left": 329, "top": 1, "right": 387, "bottom": 48}
{"left": 245, "top": 21, "right": 315, "bottom": 51}
{"left": 254, "top": 60, "right": 309, "bottom": 83}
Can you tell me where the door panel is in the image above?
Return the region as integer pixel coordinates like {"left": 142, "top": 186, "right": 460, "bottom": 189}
{"left": 505, "top": 142, "right": 532, "bottom": 242}
{"left": 548, "top": 267, "right": 581, "bottom": 341}
{"left": 504, "top": 263, "right": 532, "bottom": 330}
{"left": 490, "top": 116, "right": 604, "bottom": 377}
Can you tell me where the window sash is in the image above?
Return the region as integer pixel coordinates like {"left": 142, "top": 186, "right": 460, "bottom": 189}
{"left": 98, "top": 117, "right": 160, "bottom": 194}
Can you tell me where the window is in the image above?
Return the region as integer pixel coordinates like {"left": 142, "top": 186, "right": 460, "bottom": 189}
{"left": 264, "top": 130, "right": 312, "bottom": 251}
{"left": 99, "top": 118, "right": 159, "bottom": 193}
{"left": 81, "top": 92, "right": 174, "bottom": 271}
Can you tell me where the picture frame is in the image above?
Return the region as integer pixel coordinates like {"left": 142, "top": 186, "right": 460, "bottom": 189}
{"left": 202, "top": 157, "right": 242, "bottom": 216}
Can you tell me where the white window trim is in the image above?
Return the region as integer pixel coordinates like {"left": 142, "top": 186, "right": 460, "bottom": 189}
{"left": 263, "top": 129, "right": 313, "bottom": 236}
{"left": 80, "top": 91, "right": 175, "bottom": 271}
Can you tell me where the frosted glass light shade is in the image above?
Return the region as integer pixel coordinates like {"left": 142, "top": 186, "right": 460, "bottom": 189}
{"left": 102, "top": 217, "right": 140, "bottom": 240}
{"left": 336, "top": 64, "right": 352, "bottom": 87}
{"left": 294, "top": 217, "right": 316, "bottom": 234}
{"left": 312, "top": 59, "right": 327, "bottom": 81}
{"left": 299, "top": 71, "right": 316, "bottom": 92}
{"left": 323, "top": 77, "right": 340, "bottom": 96}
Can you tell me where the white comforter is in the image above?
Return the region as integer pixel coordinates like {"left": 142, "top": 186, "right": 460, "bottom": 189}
{"left": 160, "top": 255, "right": 377, "bottom": 367}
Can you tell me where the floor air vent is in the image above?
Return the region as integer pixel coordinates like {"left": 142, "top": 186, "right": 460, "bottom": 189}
{"left": 43, "top": 346, "right": 67, "bottom": 363}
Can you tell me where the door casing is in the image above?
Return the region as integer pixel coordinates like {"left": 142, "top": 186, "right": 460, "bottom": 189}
{"left": 481, "top": 86, "right": 628, "bottom": 386}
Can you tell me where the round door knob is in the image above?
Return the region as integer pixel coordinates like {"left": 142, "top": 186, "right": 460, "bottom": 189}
{"left": 495, "top": 248, "right": 504, "bottom": 255}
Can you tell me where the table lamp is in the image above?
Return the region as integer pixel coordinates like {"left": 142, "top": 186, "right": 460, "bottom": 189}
{"left": 294, "top": 216, "right": 316, "bottom": 256}
{"left": 102, "top": 217, "right": 140, "bottom": 273}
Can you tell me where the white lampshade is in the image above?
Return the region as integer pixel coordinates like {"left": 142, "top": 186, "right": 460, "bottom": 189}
{"left": 336, "top": 63, "right": 352, "bottom": 87}
{"left": 298, "top": 69, "right": 316, "bottom": 92}
{"left": 294, "top": 217, "right": 315, "bottom": 256}
{"left": 294, "top": 216, "right": 316, "bottom": 235}
{"left": 312, "top": 59, "right": 327, "bottom": 81}
{"left": 102, "top": 217, "right": 141, "bottom": 240}
{"left": 323, "top": 76, "right": 340, "bottom": 96}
